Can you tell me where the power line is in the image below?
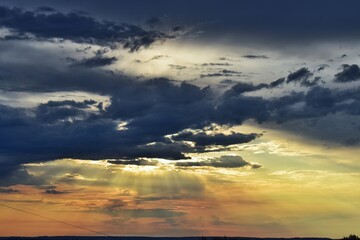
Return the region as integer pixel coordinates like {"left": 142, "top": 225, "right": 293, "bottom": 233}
{"left": 0, "top": 203, "right": 116, "bottom": 238}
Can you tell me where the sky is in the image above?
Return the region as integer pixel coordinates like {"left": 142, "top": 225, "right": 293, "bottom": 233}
{"left": 0, "top": 0, "right": 360, "bottom": 237}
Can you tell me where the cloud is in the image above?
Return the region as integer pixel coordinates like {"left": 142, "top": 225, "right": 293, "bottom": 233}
{"left": 215, "top": 94, "right": 269, "bottom": 124}
{"left": 286, "top": 67, "right": 313, "bottom": 84}
{"left": 0, "top": 168, "right": 48, "bottom": 187}
{"left": 283, "top": 67, "right": 322, "bottom": 87}
{"left": 108, "top": 159, "right": 158, "bottom": 166}
{"left": 0, "top": 187, "right": 20, "bottom": 193}
{"left": 176, "top": 155, "right": 262, "bottom": 168}
{"left": 305, "top": 86, "right": 334, "bottom": 109}
{"left": 201, "top": 62, "right": 232, "bottom": 66}
{"left": 172, "top": 131, "right": 260, "bottom": 146}
{"left": 301, "top": 76, "right": 321, "bottom": 87}
{"left": 1, "top": 80, "right": 210, "bottom": 168}
{"left": 268, "top": 77, "right": 285, "bottom": 88}
{"left": 222, "top": 74, "right": 317, "bottom": 99}
{"left": 4, "top": 0, "right": 360, "bottom": 51}
{"left": 200, "top": 69, "right": 242, "bottom": 78}
{"left": 35, "top": 99, "right": 96, "bottom": 123}
{"left": 40, "top": 100, "right": 97, "bottom": 108}
{"left": 223, "top": 82, "right": 268, "bottom": 96}
{"left": 334, "top": 64, "right": 360, "bottom": 82}
{"left": 69, "top": 56, "right": 117, "bottom": 68}
{"left": 1, "top": 77, "right": 359, "bottom": 173}
{"left": 101, "top": 206, "right": 185, "bottom": 218}
{"left": 242, "top": 55, "right": 269, "bottom": 59}
{"left": 168, "top": 64, "right": 187, "bottom": 70}
{"left": 35, "top": 6, "right": 56, "bottom": 13}
{"left": 317, "top": 64, "right": 329, "bottom": 72}
{"left": 340, "top": 54, "right": 347, "bottom": 58}
{"left": 1, "top": 54, "right": 360, "bottom": 174}
{"left": 0, "top": 5, "right": 169, "bottom": 51}
{"left": 43, "top": 189, "right": 68, "bottom": 194}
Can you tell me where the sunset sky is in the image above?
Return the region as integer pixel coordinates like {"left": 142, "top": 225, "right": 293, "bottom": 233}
{"left": 0, "top": 0, "right": 360, "bottom": 237}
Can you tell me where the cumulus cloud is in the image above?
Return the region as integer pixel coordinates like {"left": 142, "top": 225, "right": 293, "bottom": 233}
{"left": 334, "top": 64, "right": 360, "bottom": 82}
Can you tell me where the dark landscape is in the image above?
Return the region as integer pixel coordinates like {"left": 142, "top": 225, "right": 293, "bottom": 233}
{"left": 0, "top": 237, "right": 334, "bottom": 240}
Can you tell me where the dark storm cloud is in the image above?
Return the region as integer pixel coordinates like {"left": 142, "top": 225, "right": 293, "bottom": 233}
{"left": 0, "top": 79, "right": 211, "bottom": 170}
{"left": 305, "top": 86, "right": 334, "bottom": 109}
{"left": 334, "top": 64, "right": 360, "bottom": 82}
{"left": 218, "top": 79, "right": 360, "bottom": 126}
{"left": 40, "top": 100, "right": 97, "bottom": 108}
{"left": 0, "top": 83, "right": 357, "bottom": 173}
{"left": 69, "top": 56, "right": 117, "bottom": 68}
{"left": 0, "top": 168, "right": 48, "bottom": 187}
{"left": 1, "top": 59, "right": 360, "bottom": 174}
{"left": 105, "top": 78, "right": 212, "bottom": 123}
{"left": 35, "top": 100, "right": 96, "bottom": 123}
{"left": 0, "top": 44, "right": 129, "bottom": 93}
{"left": 172, "top": 131, "right": 260, "bottom": 146}
{"left": 0, "top": 5, "right": 169, "bottom": 51}
{"left": 176, "top": 155, "right": 262, "bottom": 169}
{"left": 3, "top": 0, "right": 360, "bottom": 48}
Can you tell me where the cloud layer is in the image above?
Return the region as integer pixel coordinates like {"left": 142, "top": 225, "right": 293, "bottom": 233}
{"left": 0, "top": 3, "right": 359, "bottom": 176}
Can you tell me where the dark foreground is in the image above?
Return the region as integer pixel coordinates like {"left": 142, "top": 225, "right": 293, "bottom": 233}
{"left": 0, "top": 237, "right": 334, "bottom": 240}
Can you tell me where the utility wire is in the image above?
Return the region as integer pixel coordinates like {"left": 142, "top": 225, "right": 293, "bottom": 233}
{"left": 0, "top": 203, "right": 116, "bottom": 238}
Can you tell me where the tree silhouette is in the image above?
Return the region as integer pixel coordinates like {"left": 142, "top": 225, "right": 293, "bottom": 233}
{"left": 342, "top": 234, "right": 360, "bottom": 240}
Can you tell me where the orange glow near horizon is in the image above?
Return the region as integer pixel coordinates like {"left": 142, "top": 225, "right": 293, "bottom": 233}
{"left": 1, "top": 125, "right": 360, "bottom": 237}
